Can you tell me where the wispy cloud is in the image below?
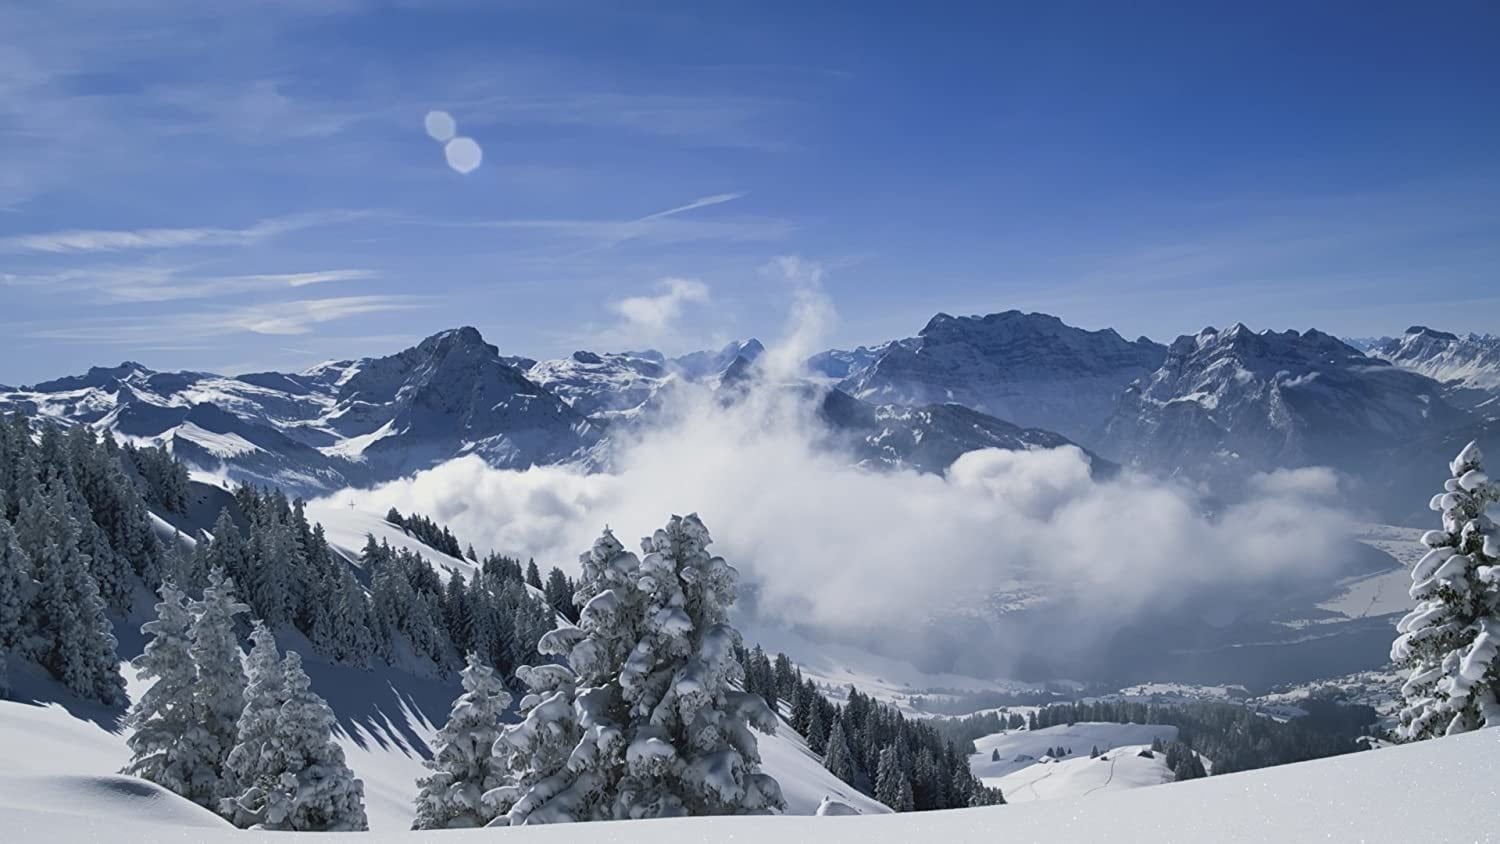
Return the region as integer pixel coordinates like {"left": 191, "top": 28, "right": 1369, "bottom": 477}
{"left": 0, "top": 210, "right": 370, "bottom": 255}
{"left": 2, "top": 266, "right": 377, "bottom": 302}
{"left": 637, "top": 192, "right": 744, "bottom": 220}
{"left": 449, "top": 192, "right": 790, "bottom": 250}
{"left": 610, "top": 278, "right": 711, "bottom": 336}
{"left": 21, "top": 295, "right": 427, "bottom": 344}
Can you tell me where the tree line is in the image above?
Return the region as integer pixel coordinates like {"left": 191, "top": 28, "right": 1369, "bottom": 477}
{"left": 737, "top": 642, "right": 1004, "bottom": 812}
{"left": 1026, "top": 698, "right": 1370, "bottom": 775}
{"left": 0, "top": 412, "right": 168, "bottom": 701}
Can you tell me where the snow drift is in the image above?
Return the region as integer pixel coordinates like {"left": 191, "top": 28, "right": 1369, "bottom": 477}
{"left": 4, "top": 713, "right": 1497, "bottom": 842}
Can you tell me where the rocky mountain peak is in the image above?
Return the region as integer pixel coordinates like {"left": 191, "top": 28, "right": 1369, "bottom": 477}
{"left": 30, "top": 361, "right": 155, "bottom": 393}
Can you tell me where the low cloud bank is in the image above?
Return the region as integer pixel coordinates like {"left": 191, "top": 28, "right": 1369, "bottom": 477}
{"left": 317, "top": 384, "right": 1354, "bottom": 656}
{"left": 315, "top": 271, "right": 1360, "bottom": 678}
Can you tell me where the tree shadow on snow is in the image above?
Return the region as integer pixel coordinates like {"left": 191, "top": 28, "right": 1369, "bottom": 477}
{"left": 4, "top": 658, "right": 128, "bottom": 733}
{"left": 289, "top": 640, "right": 461, "bottom": 762}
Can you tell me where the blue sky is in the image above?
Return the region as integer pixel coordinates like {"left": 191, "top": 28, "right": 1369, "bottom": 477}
{"left": 2, "top": 0, "right": 1497, "bottom": 384}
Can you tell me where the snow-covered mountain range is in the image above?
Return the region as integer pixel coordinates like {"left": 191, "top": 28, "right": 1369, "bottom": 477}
{"left": 0, "top": 325, "right": 1107, "bottom": 494}
{"left": 1102, "top": 326, "right": 1458, "bottom": 473}
{"left": 837, "top": 311, "right": 1167, "bottom": 442}
{"left": 3, "top": 312, "right": 1494, "bottom": 522}
{"left": 1366, "top": 326, "right": 1500, "bottom": 408}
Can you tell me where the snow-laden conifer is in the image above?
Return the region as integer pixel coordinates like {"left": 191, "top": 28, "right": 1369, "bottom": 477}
{"left": 1392, "top": 440, "right": 1500, "bottom": 739}
{"left": 412, "top": 652, "right": 513, "bottom": 829}
{"left": 0, "top": 515, "right": 31, "bottom": 650}
{"left": 220, "top": 621, "right": 288, "bottom": 825}
{"left": 122, "top": 582, "right": 198, "bottom": 796}
{"left": 822, "top": 717, "right": 859, "bottom": 784}
{"left": 222, "top": 651, "right": 367, "bottom": 830}
{"left": 181, "top": 567, "right": 249, "bottom": 806}
{"left": 487, "top": 516, "right": 783, "bottom": 825}
{"left": 485, "top": 530, "right": 632, "bottom": 826}
{"left": 22, "top": 485, "right": 125, "bottom": 705}
{"left": 875, "top": 746, "right": 911, "bottom": 811}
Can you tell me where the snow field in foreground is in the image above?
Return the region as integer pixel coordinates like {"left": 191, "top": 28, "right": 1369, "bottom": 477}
{"left": 2, "top": 721, "right": 1496, "bottom": 842}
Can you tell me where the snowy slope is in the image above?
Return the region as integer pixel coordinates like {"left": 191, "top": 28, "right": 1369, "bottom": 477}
{"left": 4, "top": 712, "right": 1497, "bottom": 841}
{"left": 1370, "top": 326, "right": 1500, "bottom": 394}
{"left": 303, "top": 498, "right": 479, "bottom": 583}
{"left": 0, "top": 502, "right": 887, "bottom": 833}
{"left": 982, "top": 744, "right": 1182, "bottom": 803}
{"left": 526, "top": 350, "right": 674, "bottom": 421}
{"left": 759, "top": 711, "right": 890, "bottom": 816}
{"left": 0, "top": 646, "right": 885, "bottom": 833}
{"left": 968, "top": 722, "right": 1180, "bottom": 783}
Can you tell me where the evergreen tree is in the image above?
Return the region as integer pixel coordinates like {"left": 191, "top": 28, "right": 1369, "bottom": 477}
{"left": 122, "top": 582, "right": 199, "bottom": 795}
{"left": 772, "top": 653, "right": 797, "bottom": 702}
{"left": 206, "top": 511, "right": 248, "bottom": 587}
{"left": 485, "top": 662, "right": 594, "bottom": 824}
{"left": 805, "top": 695, "right": 829, "bottom": 755}
{"left": 221, "top": 621, "right": 289, "bottom": 825}
{"left": 524, "top": 559, "right": 542, "bottom": 590}
{"left": 543, "top": 566, "right": 576, "bottom": 623}
{"left": 488, "top": 518, "right": 784, "bottom": 824}
{"left": 0, "top": 516, "right": 31, "bottom": 650}
{"left": 223, "top": 652, "right": 367, "bottom": 831}
{"left": 412, "top": 653, "right": 513, "bottom": 829}
{"left": 1392, "top": 441, "right": 1500, "bottom": 739}
{"left": 875, "top": 746, "right": 911, "bottom": 811}
{"left": 822, "top": 717, "right": 859, "bottom": 784}
{"left": 897, "top": 776, "right": 915, "bottom": 812}
{"left": 22, "top": 486, "right": 125, "bottom": 705}
{"left": 183, "top": 568, "right": 250, "bottom": 807}
{"left": 1173, "top": 749, "right": 1207, "bottom": 781}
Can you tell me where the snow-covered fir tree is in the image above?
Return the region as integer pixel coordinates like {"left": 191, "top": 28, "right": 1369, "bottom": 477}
{"left": 487, "top": 662, "right": 595, "bottom": 824}
{"left": 412, "top": 652, "right": 514, "bottom": 829}
{"left": 0, "top": 512, "right": 31, "bottom": 650}
{"left": 1392, "top": 440, "right": 1500, "bottom": 739}
{"left": 485, "top": 532, "right": 630, "bottom": 826}
{"left": 17, "top": 483, "right": 125, "bottom": 705}
{"left": 122, "top": 581, "right": 199, "bottom": 796}
{"left": 487, "top": 516, "right": 784, "bottom": 825}
{"left": 221, "top": 621, "right": 289, "bottom": 826}
{"left": 182, "top": 567, "right": 250, "bottom": 807}
{"left": 822, "top": 717, "right": 859, "bottom": 784}
{"left": 221, "top": 651, "right": 367, "bottom": 831}
{"left": 875, "top": 746, "right": 912, "bottom": 811}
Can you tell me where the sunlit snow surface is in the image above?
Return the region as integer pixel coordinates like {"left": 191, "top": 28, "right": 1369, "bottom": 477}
{"left": 2, "top": 707, "right": 1496, "bottom": 842}
{"left": 968, "top": 722, "right": 1181, "bottom": 788}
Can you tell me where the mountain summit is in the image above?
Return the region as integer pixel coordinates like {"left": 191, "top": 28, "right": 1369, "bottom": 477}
{"left": 840, "top": 310, "right": 1166, "bottom": 441}
{"left": 1369, "top": 326, "right": 1500, "bottom": 396}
